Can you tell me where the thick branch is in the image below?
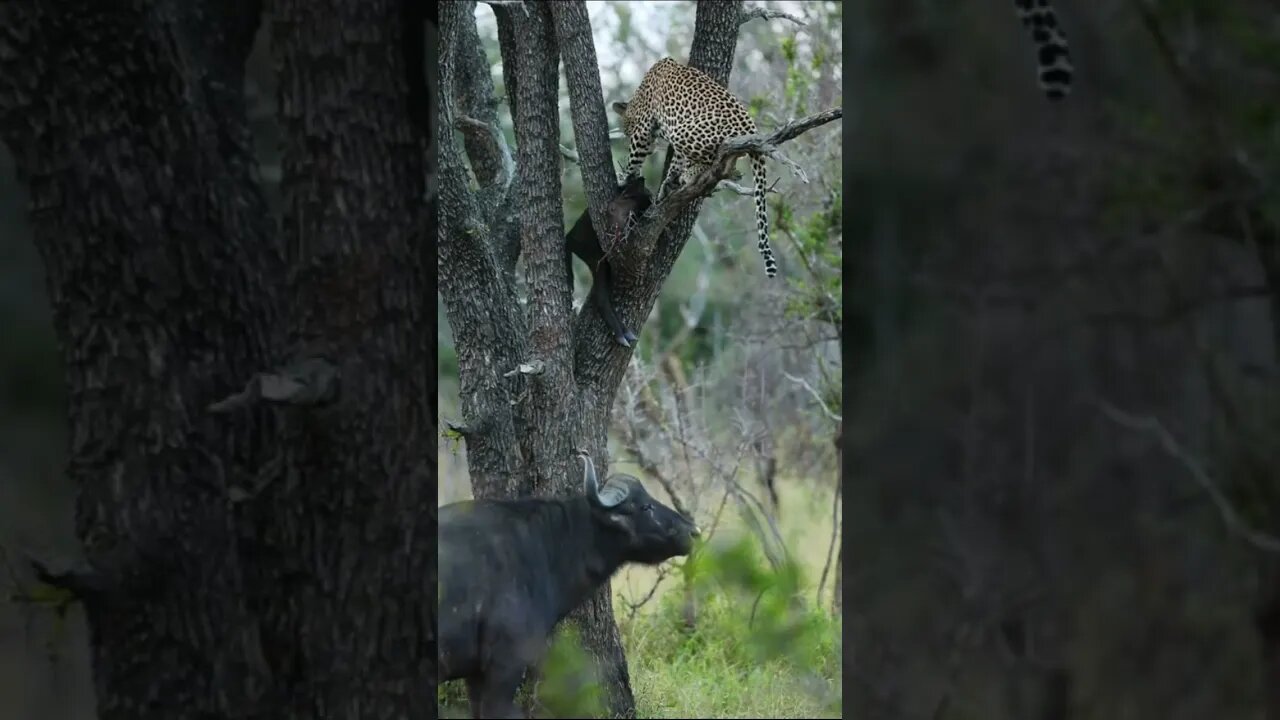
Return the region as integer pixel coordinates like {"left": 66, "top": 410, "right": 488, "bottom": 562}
{"left": 550, "top": 1, "right": 617, "bottom": 244}
{"left": 453, "top": 3, "right": 507, "bottom": 187}
{"left": 739, "top": 6, "right": 807, "bottom": 27}
{"left": 509, "top": 1, "right": 582, "bottom": 499}
{"left": 438, "top": 0, "right": 530, "bottom": 499}
{"left": 490, "top": 4, "right": 526, "bottom": 271}
{"left": 456, "top": 114, "right": 515, "bottom": 188}
{"left": 492, "top": 4, "right": 522, "bottom": 148}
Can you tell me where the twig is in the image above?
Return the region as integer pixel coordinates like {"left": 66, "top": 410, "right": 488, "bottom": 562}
{"left": 621, "top": 395, "right": 694, "bottom": 520}
{"left": 1095, "top": 398, "right": 1280, "bottom": 554}
{"left": 770, "top": 148, "right": 809, "bottom": 184}
{"left": 783, "top": 371, "right": 842, "bottom": 422}
{"left": 622, "top": 564, "right": 671, "bottom": 622}
{"left": 705, "top": 486, "right": 732, "bottom": 539}
{"left": 715, "top": 177, "right": 782, "bottom": 197}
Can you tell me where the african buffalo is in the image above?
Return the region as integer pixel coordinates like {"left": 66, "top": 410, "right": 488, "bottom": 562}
{"left": 438, "top": 450, "right": 700, "bottom": 719}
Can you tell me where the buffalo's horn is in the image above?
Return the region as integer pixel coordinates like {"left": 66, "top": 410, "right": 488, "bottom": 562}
{"left": 576, "top": 450, "right": 599, "bottom": 497}
{"left": 595, "top": 477, "right": 631, "bottom": 508}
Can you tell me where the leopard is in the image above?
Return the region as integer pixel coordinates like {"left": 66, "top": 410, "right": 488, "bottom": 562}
{"left": 1014, "top": 0, "right": 1074, "bottom": 100}
{"left": 608, "top": 8, "right": 1070, "bottom": 277}
{"left": 611, "top": 57, "right": 778, "bottom": 278}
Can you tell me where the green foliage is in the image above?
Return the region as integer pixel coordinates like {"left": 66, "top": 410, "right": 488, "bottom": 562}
{"left": 623, "top": 537, "right": 842, "bottom": 718}
{"left": 774, "top": 192, "right": 842, "bottom": 327}
{"left": 812, "top": 46, "right": 827, "bottom": 72}
{"left": 779, "top": 36, "right": 810, "bottom": 112}
{"left": 530, "top": 626, "right": 608, "bottom": 718}
{"left": 780, "top": 37, "right": 798, "bottom": 64}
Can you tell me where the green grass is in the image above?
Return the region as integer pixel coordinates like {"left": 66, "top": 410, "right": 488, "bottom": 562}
{"left": 623, "top": 583, "right": 841, "bottom": 719}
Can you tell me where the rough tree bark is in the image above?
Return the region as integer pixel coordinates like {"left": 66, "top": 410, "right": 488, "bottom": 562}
{"left": 0, "top": 2, "right": 435, "bottom": 719}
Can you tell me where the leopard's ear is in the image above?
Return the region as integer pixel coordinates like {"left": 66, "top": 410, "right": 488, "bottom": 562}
{"left": 611, "top": 101, "right": 629, "bottom": 115}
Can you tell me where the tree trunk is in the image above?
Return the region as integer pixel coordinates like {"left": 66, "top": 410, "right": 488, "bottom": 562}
{"left": 1245, "top": 213, "right": 1280, "bottom": 720}
{"left": 834, "top": 419, "right": 843, "bottom": 613}
{"left": 1259, "top": 569, "right": 1280, "bottom": 720}
{"left": 254, "top": 0, "right": 434, "bottom": 717}
{"left": 0, "top": 4, "right": 281, "bottom": 717}
{"left": 0, "top": 2, "right": 434, "bottom": 718}
{"left": 438, "top": 1, "right": 748, "bottom": 717}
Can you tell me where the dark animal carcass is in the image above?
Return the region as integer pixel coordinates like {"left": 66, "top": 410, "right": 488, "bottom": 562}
{"left": 565, "top": 176, "right": 653, "bottom": 347}
{"left": 438, "top": 451, "right": 700, "bottom": 719}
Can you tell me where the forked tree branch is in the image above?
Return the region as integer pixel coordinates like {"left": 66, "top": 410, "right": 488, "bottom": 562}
{"left": 550, "top": 1, "right": 618, "bottom": 255}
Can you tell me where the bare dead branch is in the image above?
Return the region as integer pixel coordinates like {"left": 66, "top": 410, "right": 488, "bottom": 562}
{"left": 621, "top": 563, "right": 671, "bottom": 622}
{"left": 621, "top": 396, "right": 693, "bottom": 519}
{"left": 783, "top": 371, "right": 842, "bottom": 422}
{"left": 739, "top": 6, "right": 807, "bottom": 27}
{"left": 1095, "top": 398, "right": 1280, "bottom": 554}
{"left": 715, "top": 176, "right": 782, "bottom": 197}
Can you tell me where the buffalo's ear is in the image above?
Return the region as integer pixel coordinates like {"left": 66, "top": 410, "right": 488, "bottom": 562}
{"left": 599, "top": 510, "right": 637, "bottom": 537}
{"left": 611, "top": 101, "right": 628, "bottom": 115}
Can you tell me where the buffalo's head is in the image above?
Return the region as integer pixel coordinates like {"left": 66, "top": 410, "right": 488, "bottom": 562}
{"left": 576, "top": 450, "right": 700, "bottom": 564}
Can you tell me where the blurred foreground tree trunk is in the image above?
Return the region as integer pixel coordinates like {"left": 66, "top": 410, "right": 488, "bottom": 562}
{"left": 0, "top": 2, "right": 435, "bottom": 719}
{"left": 1125, "top": 3, "right": 1280, "bottom": 716}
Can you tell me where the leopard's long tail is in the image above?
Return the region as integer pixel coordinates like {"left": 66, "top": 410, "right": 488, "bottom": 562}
{"left": 750, "top": 154, "right": 777, "bottom": 278}
{"left": 1014, "top": 0, "right": 1073, "bottom": 100}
